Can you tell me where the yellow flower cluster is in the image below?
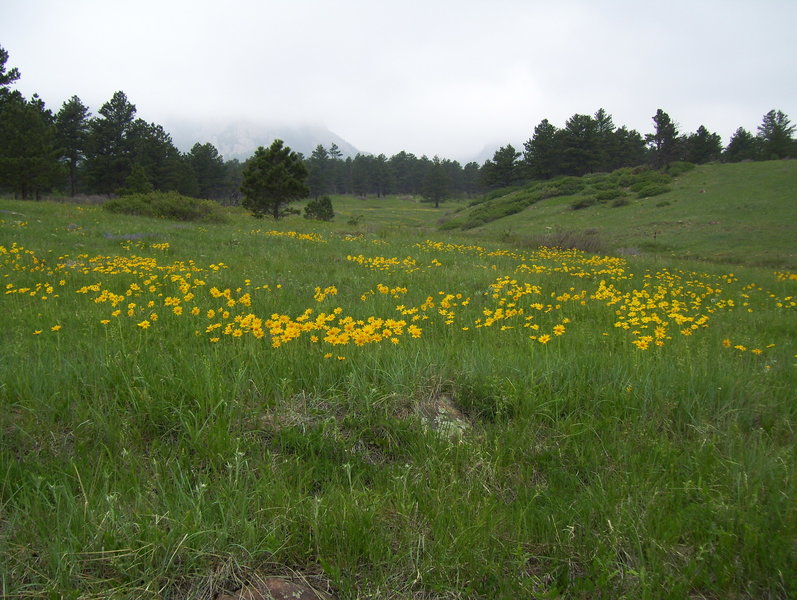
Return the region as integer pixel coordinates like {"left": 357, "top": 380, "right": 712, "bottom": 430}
{"left": 250, "top": 229, "right": 325, "bottom": 243}
{"left": 3, "top": 237, "right": 793, "bottom": 360}
{"left": 360, "top": 283, "right": 408, "bottom": 301}
{"left": 346, "top": 254, "right": 422, "bottom": 273}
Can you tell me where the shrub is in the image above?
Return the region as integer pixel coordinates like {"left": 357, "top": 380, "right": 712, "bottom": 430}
{"left": 636, "top": 183, "right": 672, "bottom": 198}
{"left": 571, "top": 197, "right": 597, "bottom": 210}
{"left": 594, "top": 188, "right": 625, "bottom": 201}
{"left": 629, "top": 171, "right": 672, "bottom": 192}
{"left": 553, "top": 176, "right": 586, "bottom": 196}
{"left": 666, "top": 161, "right": 696, "bottom": 177}
{"left": 519, "top": 229, "right": 606, "bottom": 254}
{"left": 304, "top": 196, "right": 335, "bottom": 221}
{"left": 103, "top": 191, "right": 228, "bottom": 223}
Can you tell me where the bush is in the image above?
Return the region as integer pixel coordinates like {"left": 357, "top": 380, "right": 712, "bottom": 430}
{"left": 519, "top": 229, "right": 605, "bottom": 254}
{"left": 629, "top": 171, "right": 672, "bottom": 192}
{"left": 552, "top": 176, "right": 586, "bottom": 196}
{"left": 636, "top": 183, "right": 672, "bottom": 198}
{"left": 571, "top": 197, "right": 597, "bottom": 210}
{"left": 594, "top": 188, "right": 625, "bottom": 201}
{"left": 666, "top": 161, "right": 696, "bottom": 177}
{"left": 304, "top": 196, "right": 335, "bottom": 221}
{"left": 103, "top": 191, "right": 228, "bottom": 223}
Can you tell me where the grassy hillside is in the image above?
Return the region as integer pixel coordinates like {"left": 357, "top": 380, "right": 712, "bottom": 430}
{"left": 439, "top": 160, "right": 797, "bottom": 269}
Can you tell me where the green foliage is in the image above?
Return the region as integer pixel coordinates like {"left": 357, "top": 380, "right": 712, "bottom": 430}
{"left": 570, "top": 197, "right": 598, "bottom": 210}
{"left": 635, "top": 183, "right": 672, "bottom": 198}
{"left": 0, "top": 92, "right": 63, "bottom": 199}
{"left": 593, "top": 188, "right": 624, "bottom": 201}
{"left": 241, "top": 139, "right": 308, "bottom": 220}
{"left": 757, "top": 109, "right": 796, "bottom": 159}
{"left": 83, "top": 90, "right": 137, "bottom": 194}
{"left": 117, "top": 163, "right": 154, "bottom": 195}
{"left": 304, "top": 195, "right": 335, "bottom": 221}
{"left": 665, "top": 161, "right": 696, "bottom": 177}
{"left": 103, "top": 191, "right": 228, "bottom": 222}
{"left": 54, "top": 95, "right": 90, "bottom": 197}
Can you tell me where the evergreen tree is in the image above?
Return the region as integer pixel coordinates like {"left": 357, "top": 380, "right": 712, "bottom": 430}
{"left": 0, "top": 93, "right": 63, "bottom": 198}
{"left": 389, "top": 151, "right": 420, "bottom": 195}
{"left": 241, "top": 139, "right": 308, "bottom": 219}
{"left": 422, "top": 156, "right": 449, "bottom": 208}
{"left": 757, "top": 109, "right": 795, "bottom": 159}
{"left": 188, "top": 142, "right": 226, "bottom": 198}
{"left": 84, "top": 91, "right": 137, "bottom": 194}
{"left": 55, "top": 96, "right": 90, "bottom": 196}
{"left": 723, "top": 127, "right": 758, "bottom": 162}
{"left": 523, "top": 119, "right": 561, "bottom": 179}
{"left": 129, "top": 120, "right": 185, "bottom": 192}
{"left": 482, "top": 144, "right": 520, "bottom": 188}
{"left": 646, "top": 109, "right": 681, "bottom": 168}
{"left": 608, "top": 126, "right": 648, "bottom": 170}
{"left": 559, "top": 113, "right": 599, "bottom": 175}
{"left": 0, "top": 45, "right": 20, "bottom": 95}
{"left": 222, "top": 158, "right": 244, "bottom": 205}
{"left": 351, "top": 154, "right": 372, "bottom": 197}
{"left": 685, "top": 125, "right": 723, "bottom": 164}
{"left": 462, "top": 161, "right": 482, "bottom": 196}
{"left": 304, "top": 195, "right": 335, "bottom": 221}
{"left": 593, "top": 108, "right": 616, "bottom": 171}
{"left": 117, "top": 163, "right": 154, "bottom": 195}
{"left": 371, "top": 153, "right": 393, "bottom": 197}
{"left": 327, "top": 143, "right": 343, "bottom": 160}
{"left": 306, "top": 144, "right": 330, "bottom": 198}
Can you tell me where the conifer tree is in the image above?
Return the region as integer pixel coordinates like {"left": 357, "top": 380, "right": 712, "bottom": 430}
{"left": 241, "top": 139, "right": 308, "bottom": 219}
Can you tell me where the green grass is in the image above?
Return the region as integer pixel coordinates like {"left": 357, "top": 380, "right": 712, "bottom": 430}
{"left": 1, "top": 191, "right": 796, "bottom": 598}
{"left": 445, "top": 160, "right": 797, "bottom": 269}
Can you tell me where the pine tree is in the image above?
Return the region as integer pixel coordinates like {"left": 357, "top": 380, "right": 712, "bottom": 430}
{"left": 685, "top": 125, "right": 723, "bottom": 164}
{"left": 55, "top": 96, "right": 90, "bottom": 196}
{"left": 723, "top": 127, "right": 758, "bottom": 162}
{"left": 524, "top": 119, "right": 561, "bottom": 180}
{"left": 646, "top": 109, "right": 681, "bottom": 168}
{"left": 188, "top": 142, "right": 226, "bottom": 199}
{"left": 84, "top": 91, "right": 137, "bottom": 194}
{"left": 0, "top": 93, "right": 63, "bottom": 199}
{"left": 422, "top": 156, "right": 449, "bottom": 208}
{"left": 757, "top": 110, "right": 795, "bottom": 160}
{"left": 241, "top": 139, "right": 308, "bottom": 219}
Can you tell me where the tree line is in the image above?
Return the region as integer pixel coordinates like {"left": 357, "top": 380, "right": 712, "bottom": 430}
{"left": 1, "top": 45, "right": 795, "bottom": 205}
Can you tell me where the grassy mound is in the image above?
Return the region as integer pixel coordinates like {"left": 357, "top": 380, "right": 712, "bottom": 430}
{"left": 103, "top": 191, "right": 229, "bottom": 223}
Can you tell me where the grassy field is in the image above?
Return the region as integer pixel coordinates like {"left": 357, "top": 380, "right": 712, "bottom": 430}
{"left": 1, "top": 186, "right": 796, "bottom": 598}
{"left": 437, "top": 160, "right": 797, "bottom": 269}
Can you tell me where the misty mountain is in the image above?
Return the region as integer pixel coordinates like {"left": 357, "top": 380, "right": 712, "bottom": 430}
{"left": 168, "top": 119, "right": 361, "bottom": 161}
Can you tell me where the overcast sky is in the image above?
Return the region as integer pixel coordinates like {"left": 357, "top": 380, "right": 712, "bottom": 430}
{"left": 2, "top": 0, "right": 796, "bottom": 161}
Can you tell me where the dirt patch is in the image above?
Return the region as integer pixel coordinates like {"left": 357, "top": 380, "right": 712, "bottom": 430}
{"left": 417, "top": 394, "right": 470, "bottom": 440}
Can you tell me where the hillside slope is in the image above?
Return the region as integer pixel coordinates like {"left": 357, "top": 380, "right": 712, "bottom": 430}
{"left": 443, "top": 160, "right": 797, "bottom": 268}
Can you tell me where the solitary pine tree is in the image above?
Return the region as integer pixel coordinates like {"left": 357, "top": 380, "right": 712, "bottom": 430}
{"left": 241, "top": 139, "right": 308, "bottom": 219}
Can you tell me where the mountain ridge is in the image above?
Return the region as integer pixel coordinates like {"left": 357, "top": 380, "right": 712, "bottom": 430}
{"left": 168, "top": 119, "right": 361, "bottom": 161}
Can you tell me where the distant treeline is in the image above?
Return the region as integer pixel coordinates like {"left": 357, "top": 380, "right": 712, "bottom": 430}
{"left": 1, "top": 45, "right": 795, "bottom": 203}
